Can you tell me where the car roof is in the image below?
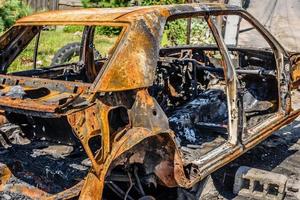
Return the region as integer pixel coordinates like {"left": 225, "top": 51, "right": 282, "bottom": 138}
{"left": 16, "top": 3, "right": 241, "bottom": 25}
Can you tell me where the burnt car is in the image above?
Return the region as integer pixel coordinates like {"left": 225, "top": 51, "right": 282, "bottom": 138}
{"left": 0, "top": 3, "right": 300, "bottom": 200}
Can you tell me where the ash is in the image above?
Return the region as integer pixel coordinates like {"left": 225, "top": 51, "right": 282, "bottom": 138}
{"left": 169, "top": 89, "right": 228, "bottom": 145}
{"left": 0, "top": 128, "right": 89, "bottom": 198}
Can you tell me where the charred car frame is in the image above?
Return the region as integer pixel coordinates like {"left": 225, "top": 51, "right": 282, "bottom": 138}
{"left": 0, "top": 3, "right": 300, "bottom": 200}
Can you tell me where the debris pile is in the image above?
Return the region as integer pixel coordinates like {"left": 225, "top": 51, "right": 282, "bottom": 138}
{"left": 0, "top": 123, "right": 89, "bottom": 198}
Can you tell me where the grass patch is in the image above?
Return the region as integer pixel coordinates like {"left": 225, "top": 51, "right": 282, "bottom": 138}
{"left": 9, "top": 29, "right": 117, "bottom": 73}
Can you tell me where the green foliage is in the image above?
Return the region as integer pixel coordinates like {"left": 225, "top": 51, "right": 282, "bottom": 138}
{"left": 82, "top": 0, "right": 131, "bottom": 8}
{"left": 0, "top": 18, "right": 4, "bottom": 33}
{"left": 63, "top": 26, "right": 84, "bottom": 33}
{"left": 0, "top": 0, "right": 31, "bottom": 31}
{"left": 162, "top": 19, "right": 187, "bottom": 47}
{"left": 81, "top": 0, "right": 90, "bottom": 7}
{"left": 190, "top": 18, "right": 216, "bottom": 45}
{"left": 95, "top": 26, "right": 121, "bottom": 36}
{"left": 141, "top": 0, "right": 185, "bottom": 6}
{"left": 81, "top": 0, "right": 185, "bottom": 8}
{"left": 161, "top": 17, "right": 216, "bottom": 47}
{"left": 63, "top": 26, "right": 121, "bottom": 36}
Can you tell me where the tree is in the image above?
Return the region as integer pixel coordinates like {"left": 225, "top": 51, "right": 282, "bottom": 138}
{"left": 0, "top": 0, "right": 31, "bottom": 32}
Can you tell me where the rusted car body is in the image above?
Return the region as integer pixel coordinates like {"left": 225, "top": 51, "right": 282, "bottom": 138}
{"left": 0, "top": 3, "right": 300, "bottom": 200}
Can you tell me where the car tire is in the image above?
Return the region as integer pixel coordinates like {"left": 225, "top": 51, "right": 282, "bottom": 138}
{"left": 51, "top": 42, "right": 101, "bottom": 66}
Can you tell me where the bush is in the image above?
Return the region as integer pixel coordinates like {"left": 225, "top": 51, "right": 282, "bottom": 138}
{"left": 95, "top": 26, "right": 121, "bottom": 36}
{"left": 162, "top": 19, "right": 187, "bottom": 46}
{"left": 82, "top": 0, "right": 131, "bottom": 8}
{"left": 63, "top": 26, "right": 84, "bottom": 33}
{"left": 190, "top": 18, "right": 215, "bottom": 45}
{"left": 81, "top": 0, "right": 185, "bottom": 8}
{"left": 0, "top": 18, "right": 4, "bottom": 32}
{"left": 0, "top": 0, "right": 31, "bottom": 31}
{"left": 63, "top": 25, "right": 121, "bottom": 36}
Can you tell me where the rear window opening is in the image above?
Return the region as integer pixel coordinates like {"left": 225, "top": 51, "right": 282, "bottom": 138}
{"left": 0, "top": 25, "right": 123, "bottom": 84}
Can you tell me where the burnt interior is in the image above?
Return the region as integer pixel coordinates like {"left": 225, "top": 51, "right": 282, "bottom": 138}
{"left": 150, "top": 46, "right": 278, "bottom": 155}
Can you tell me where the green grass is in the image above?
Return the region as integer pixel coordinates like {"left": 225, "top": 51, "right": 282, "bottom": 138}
{"left": 9, "top": 29, "right": 117, "bottom": 73}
